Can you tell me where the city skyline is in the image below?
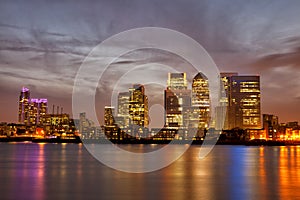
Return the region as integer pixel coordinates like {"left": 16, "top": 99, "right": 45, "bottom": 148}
{"left": 1, "top": 70, "right": 297, "bottom": 127}
{"left": 104, "top": 72, "right": 261, "bottom": 130}
{"left": 1, "top": 0, "right": 300, "bottom": 124}
{"left": 0, "top": 72, "right": 295, "bottom": 143}
{"left": 1, "top": 71, "right": 300, "bottom": 141}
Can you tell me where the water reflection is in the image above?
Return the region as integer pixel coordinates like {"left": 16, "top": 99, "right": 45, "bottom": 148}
{"left": 7, "top": 143, "right": 46, "bottom": 200}
{"left": 278, "top": 146, "right": 300, "bottom": 199}
{"left": 1, "top": 144, "right": 300, "bottom": 199}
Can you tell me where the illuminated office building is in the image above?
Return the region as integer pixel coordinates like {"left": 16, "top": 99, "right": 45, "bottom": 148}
{"left": 78, "top": 112, "right": 99, "bottom": 139}
{"left": 191, "top": 72, "right": 210, "bottom": 130}
{"left": 263, "top": 114, "right": 279, "bottom": 139}
{"left": 18, "top": 87, "right": 48, "bottom": 127}
{"left": 18, "top": 87, "right": 30, "bottom": 125}
{"left": 221, "top": 73, "right": 261, "bottom": 129}
{"left": 116, "top": 92, "right": 130, "bottom": 128}
{"left": 118, "top": 92, "right": 130, "bottom": 116}
{"left": 129, "top": 84, "right": 149, "bottom": 128}
{"left": 104, "top": 106, "right": 115, "bottom": 126}
{"left": 165, "top": 73, "right": 191, "bottom": 129}
{"left": 220, "top": 73, "right": 238, "bottom": 130}
{"left": 167, "top": 73, "right": 188, "bottom": 90}
{"left": 41, "top": 113, "right": 74, "bottom": 136}
{"left": 29, "top": 98, "right": 48, "bottom": 126}
{"left": 104, "top": 106, "right": 119, "bottom": 139}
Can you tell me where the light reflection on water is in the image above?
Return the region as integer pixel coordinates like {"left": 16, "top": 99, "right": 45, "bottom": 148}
{"left": 1, "top": 143, "right": 300, "bottom": 200}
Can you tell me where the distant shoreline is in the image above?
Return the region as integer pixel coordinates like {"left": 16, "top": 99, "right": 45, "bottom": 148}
{"left": 1, "top": 136, "right": 299, "bottom": 146}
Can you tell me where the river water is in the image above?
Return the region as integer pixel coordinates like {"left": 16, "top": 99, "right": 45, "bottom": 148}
{"left": 0, "top": 143, "right": 300, "bottom": 200}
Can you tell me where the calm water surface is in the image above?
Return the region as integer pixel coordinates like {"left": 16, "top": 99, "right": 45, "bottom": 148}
{"left": 0, "top": 143, "right": 300, "bottom": 200}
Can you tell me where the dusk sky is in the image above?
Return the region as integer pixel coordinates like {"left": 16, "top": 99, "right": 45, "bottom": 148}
{"left": 1, "top": 0, "right": 300, "bottom": 124}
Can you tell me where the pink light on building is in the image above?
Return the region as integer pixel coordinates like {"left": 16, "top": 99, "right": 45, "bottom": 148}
{"left": 31, "top": 98, "right": 48, "bottom": 103}
{"left": 22, "top": 87, "right": 29, "bottom": 93}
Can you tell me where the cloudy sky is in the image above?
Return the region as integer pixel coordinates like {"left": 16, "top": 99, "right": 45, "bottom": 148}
{"left": 1, "top": 0, "right": 300, "bottom": 125}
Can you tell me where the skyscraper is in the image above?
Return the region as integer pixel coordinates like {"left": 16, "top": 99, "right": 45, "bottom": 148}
{"left": 18, "top": 87, "right": 30, "bottom": 125}
{"left": 167, "top": 73, "right": 187, "bottom": 90}
{"left": 165, "top": 73, "right": 191, "bottom": 129}
{"left": 103, "top": 107, "right": 120, "bottom": 139}
{"left": 129, "top": 84, "right": 149, "bottom": 128}
{"left": 116, "top": 92, "right": 130, "bottom": 128}
{"left": 221, "top": 73, "right": 261, "bottom": 129}
{"left": 29, "top": 98, "right": 48, "bottom": 126}
{"left": 190, "top": 72, "right": 210, "bottom": 130}
{"left": 104, "top": 106, "right": 115, "bottom": 126}
{"left": 18, "top": 87, "right": 48, "bottom": 128}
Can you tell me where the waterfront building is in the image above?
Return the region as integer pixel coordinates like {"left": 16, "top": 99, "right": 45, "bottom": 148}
{"left": 0, "top": 122, "right": 7, "bottom": 136}
{"left": 41, "top": 113, "right": 75, "bottom": 137}
{"left": 104, "top": 106, "right": 117, "bottom": 140}
{"left": 18, "top": 87, "right": 30, "bottom": 125}
{"left": 4, "top": 123, "right": 27, "bottom": 136}
{"left": 104, "top": 106, "right": 115, "bottom": 126}
{"left": 165, "top": 73, "right": 191, "bottom": 129}
{"left": 221, "top": 73, "right": 261, "bottom": 129}
{"left": 78, "top": 112, "right": 98, "bottom": 139}
{"left": 18, "top": 87, "right": 48, "bottom": 130}
{"left": 29, "top": 98, "right": 48, "bottom": 126}
{"left": 116, "top": 92, "right": 130, "bottom": 128}
{"left": 167, "top": 72, "right": 188, "bottom": 90}
{"left": 286, "top": 121, "right": 299, "bottom": 129}
{"left": 190, "top": 72, "right": 210, "bottom": 132}
{"left": 263, "top": 114, "right": 279, "bottom": 140}
{"left": 129, "top": 84, "right": 149, "bottom": 128}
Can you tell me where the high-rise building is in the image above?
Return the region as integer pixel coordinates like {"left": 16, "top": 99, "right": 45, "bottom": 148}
{"left": 129, "top": 84, "right": 149, "bottom": 128}
{"left": 29, "top": 98, "right": 48, "bottom": 126}
{"left": 18, "top": 87, "right": 48, "bottom": 127}
{"left": 18, "top": 87, "right": 30, "bottom": 125}
{"left": 221, "top": 73, "right": 261, "bottom": 129}
{"left": 165, "top": 73, "right": 191, "bottom": 129}
{"left": 104, "top": 106, "right": 119, "bottom": 139}
{"left": 104, "top": 106, "right": 115, "bottom": 126}
{"left": 220, "top": 73, "right": 238, "bottom": 129}
{"left": 263, "top": 114, "right": 279, "bottom": 139}
{"left": 116, "top": 92, "right": 130, "bottom": 128}
{"left": 78, "top": 112, "right": 98, "bottom": 139}
{"left": 191, "top": 72, "right": 210, "bottom": 130}
{"left": 167, "top": 72, "right": 187, "bottom": 90}
{"left": 118, "top": 92, "right": 130, "bottom": 116}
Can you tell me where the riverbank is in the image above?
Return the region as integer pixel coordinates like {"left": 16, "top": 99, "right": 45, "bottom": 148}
{"left": 1, "top": 136, "right": 299, "bottom": 146}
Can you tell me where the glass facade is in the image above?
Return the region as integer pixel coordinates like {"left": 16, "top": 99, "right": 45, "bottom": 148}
{"left": 116, "top": 92, "right": 130, "bottom": 128}
{"left": 104, "top": 106, "right": 115, "bottom": 126}
{"left": 221, "top": 74, "right": 261, "bottom": 129}
{"left": 165, "top": 73, "right": 191, "bottom": 129}
{"left": 18, "top": 87, "right": 30, "bottom": 125}
{"left": 167, "top": 73, "right": 187, "bottom": 90}
{"left": 129, "top": 84, "right": 149, "bottom": 128}
{"left": 29, "top": 98, "right": 48, "bottom": 126}
{"left": 191, "top": 72, "right": 210, "bottom": 131}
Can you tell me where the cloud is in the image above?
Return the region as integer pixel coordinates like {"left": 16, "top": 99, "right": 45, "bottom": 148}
{"left": 0, "top": 23, "right": 98, "bottom": 67}
{"left": 1, "top": 0, "right": 300, "bottom": 123}
{"left": 252, "top": 36, "right": 300, "bottom": 69}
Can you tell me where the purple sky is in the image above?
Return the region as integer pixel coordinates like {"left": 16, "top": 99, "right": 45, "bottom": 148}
{"left": 0, "top": 0, "right": 300, "bottom": 124}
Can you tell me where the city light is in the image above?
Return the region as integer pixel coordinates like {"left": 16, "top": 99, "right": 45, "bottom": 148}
{"left": 0, "top": 72, "right": 299, "bottom": 145}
